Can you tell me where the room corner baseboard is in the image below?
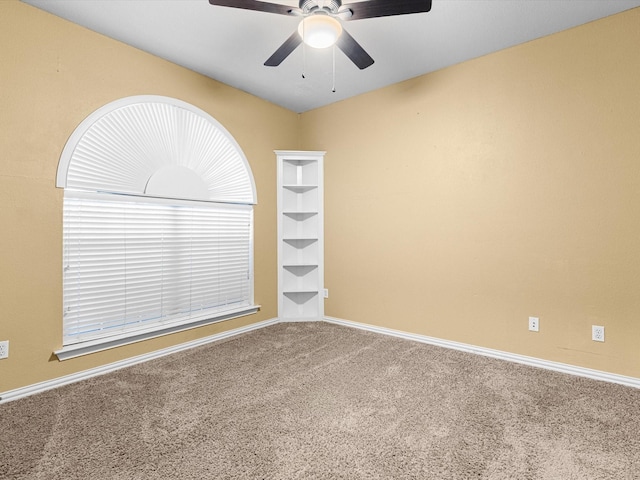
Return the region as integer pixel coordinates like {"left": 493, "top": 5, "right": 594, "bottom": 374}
{"left": 5, "top": 316, "right": 637, "bottom": 404}
{"left": 278, "top": 318, "right": 323, "bottom": 323}
{"left": 0, "top": 317, "right": 279, "bottom": 404}
{"left": 323, "top": 316, "right": 640, "bottom": 389}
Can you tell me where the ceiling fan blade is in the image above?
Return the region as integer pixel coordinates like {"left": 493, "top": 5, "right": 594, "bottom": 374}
{"left": 208, "top": 0, "right": 293, "bottom": 16}
{"left": 264, "top": 31, "right": 302, "bottom": 67}
{"left": 336, "top": 30, "right": 374, "bottom": 70}
{"left": 342, "top": 0, "right": 432, "bottom": 21}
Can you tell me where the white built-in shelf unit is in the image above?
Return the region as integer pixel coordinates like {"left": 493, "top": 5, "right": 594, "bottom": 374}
{"left": 276, "top": 150, "right": 325, "bottom": 321}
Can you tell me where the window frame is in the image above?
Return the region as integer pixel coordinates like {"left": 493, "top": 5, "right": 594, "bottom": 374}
{"left": 55, "top": 96, "right": 259, "bottom": 360}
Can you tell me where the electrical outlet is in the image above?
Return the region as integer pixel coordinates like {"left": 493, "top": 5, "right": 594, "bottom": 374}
{"left": 0, "top": 340, "right": 8, "bottom": 359}
{"left": 592, "top": 325, "right": 605, "bottom": 342}
{"left": 528, "top": 316, "right": 539, "bottom": 332}
{"left": 323, "top": 288, "right": 329, "bottom": 298}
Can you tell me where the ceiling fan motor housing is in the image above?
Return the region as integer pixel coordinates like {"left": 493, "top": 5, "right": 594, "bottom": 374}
{"left": 300, "top": 0, "right": 342, "bottom": 15}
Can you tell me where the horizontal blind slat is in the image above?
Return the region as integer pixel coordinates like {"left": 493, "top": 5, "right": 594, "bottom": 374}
{"left": 63, "top": 192, "right": 253, "bottom": 343}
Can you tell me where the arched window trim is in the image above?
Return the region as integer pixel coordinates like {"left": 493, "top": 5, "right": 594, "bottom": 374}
{"left": 55, "top": 96, "right": 259, "bottom": 360}
{"left": 56, "top": 95, "right": 257, "bottom": 205}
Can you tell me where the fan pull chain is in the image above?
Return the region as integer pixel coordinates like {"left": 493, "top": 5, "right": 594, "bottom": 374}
{"left": 332, "top": 45, "right": 336, "bottom": 93}
{"left": 301, "top": 21, "right": 306, "bottom": 79}
{"left": 302, "top": 44, "right": 306, "bottom": 79}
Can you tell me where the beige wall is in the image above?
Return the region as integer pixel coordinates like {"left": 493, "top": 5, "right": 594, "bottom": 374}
{"left": 0, "top": 1, "right": 299, "bottom": 392}
{"left": 300, "top": 8, "right": 640, "bottom": 378}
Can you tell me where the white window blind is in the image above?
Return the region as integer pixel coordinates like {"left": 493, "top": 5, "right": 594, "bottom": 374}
{"left": 63, "top": 191, "right": 253, "bottom": 345}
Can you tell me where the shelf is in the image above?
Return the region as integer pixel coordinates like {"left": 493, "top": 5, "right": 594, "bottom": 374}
{"left": 283, "top": 159, "right": 317, "bottom": 166}
{"left": 283, "top": 211, "right": 318, "bottom": 220}
{"left": 283, "top": 265, "right": 318, "bottom": 275}
{"left": 283, "top": 291, "right": 318, "bottom": 299}
{"left": 283, "top": 184, "right": 317, "bottom": 193}
{"left": 283, "top": 238, "right": 318, "bottom": 246}
{"left": 282, "top": 239, "right": 318, "bottom": 265}
{"left": 282, "top": 291, "right": 319, "bottom": 318}
{"left": 283, "top": 187, "right": 318, "bottom": 212}
{"left": 283, "top": 212, "right": 318, "bottom": 238}
{"left": 283, "top": 158, "right": 319, "bottom": 186}
{"left": 282, "top": 265, "right": 319, "bottom": 291}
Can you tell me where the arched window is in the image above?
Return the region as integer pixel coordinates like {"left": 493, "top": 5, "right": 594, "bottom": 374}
{"left": 56, "top": 96, "right": 258, "bottom": 359}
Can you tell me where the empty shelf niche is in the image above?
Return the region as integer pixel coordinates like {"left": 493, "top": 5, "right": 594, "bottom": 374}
{"left": 282, "top": 186, "right": 318, "bottom": 212}
{"left": 282, "top": 159, "right": 319, "bottom": 186}
{"left": 282, "top": 211, "right": 318, "bottom": 239}
{"left": 282, "top": 264, "right": 319, "bottom": 292}
{"left": 282, "top": 238, "right": 318, "bottom": 265}
{"left": 282, "top": 291, "right": 319, "bottom": 318}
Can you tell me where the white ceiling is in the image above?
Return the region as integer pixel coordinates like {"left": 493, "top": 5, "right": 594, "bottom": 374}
{"left": 22, "top": 0, "right": 640, "bottom": 113}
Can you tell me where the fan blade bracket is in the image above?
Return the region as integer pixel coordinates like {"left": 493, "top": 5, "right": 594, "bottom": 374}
{"left": 335, "top": 7, "right": 353, "bottom": 20}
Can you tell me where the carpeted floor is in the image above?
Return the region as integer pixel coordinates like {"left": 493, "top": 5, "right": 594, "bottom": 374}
{"left": 1, "top": 322, "right": 639, "bottom": 479}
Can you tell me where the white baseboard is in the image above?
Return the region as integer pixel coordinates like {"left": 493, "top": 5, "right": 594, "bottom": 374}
{"left": 4, "top": 315, "right": 638, "bottom": 404}
{"left": 0, "top": 317, "right": 279, "bottom": 404}
{"left": 278, "top": 318, "right": 323, "bottom": 322}
{"left": 323, "top": 316, "right": 640, "bottom": 389}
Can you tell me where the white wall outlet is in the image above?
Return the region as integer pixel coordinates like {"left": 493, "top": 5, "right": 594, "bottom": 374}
{"left": 0, "top": 340, "right": 8, "bottom": 359}
{"left": 323, "top": 288, "right": 329, "bottom": 298}
{"left": 528, "top": 316, "right": 539, "bottom": 332}
{"left": 592, "top": 325, "right": 605, "bottom": 342}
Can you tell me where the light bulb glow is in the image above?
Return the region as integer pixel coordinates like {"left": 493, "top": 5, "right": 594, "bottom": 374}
{"left": 298, "top": 15, "right": 343, "bottom": 49}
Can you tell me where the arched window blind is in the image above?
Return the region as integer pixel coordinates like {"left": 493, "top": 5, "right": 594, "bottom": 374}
{"left": 56, "top": 96, "right": 258, "bottom": 359}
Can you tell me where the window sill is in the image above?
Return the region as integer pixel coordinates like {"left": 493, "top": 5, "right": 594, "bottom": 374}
{"left": 54, "top": 305, "right": 260, "bottom": 361}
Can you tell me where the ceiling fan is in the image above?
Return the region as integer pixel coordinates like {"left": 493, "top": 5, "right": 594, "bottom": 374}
{"left": 208, "top": 0, "right": 433, "bottom": 70}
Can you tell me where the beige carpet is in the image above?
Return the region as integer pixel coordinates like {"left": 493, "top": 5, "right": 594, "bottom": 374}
{"left": 1, "top": 322, "right": 639, "bottom": 479}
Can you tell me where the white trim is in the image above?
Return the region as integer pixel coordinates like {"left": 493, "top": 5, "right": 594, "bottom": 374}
{"left": 323, "top": 316, "right": 640, "bottom": 389}
{"left": 278, "top": 318, "right": 320, "bottom": 322}
{"left": 56, "top": 306, "right": 261, "bottom": 360}
{"left": 274, "top": 150, "right": 326, "bottom": 157}
{"left": 57, "top": 95, "right": 257, "bottom": 204}
{"left": 0, "top": 317, "right": 278, "bottom": 404}
{"left": 7, "top": 315, "right": 637, "bottom": 404}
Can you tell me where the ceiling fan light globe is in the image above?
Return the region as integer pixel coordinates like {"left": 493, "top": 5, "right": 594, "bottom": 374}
{"left": 298, "top": 15, "right": 343, "bottom": 49}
